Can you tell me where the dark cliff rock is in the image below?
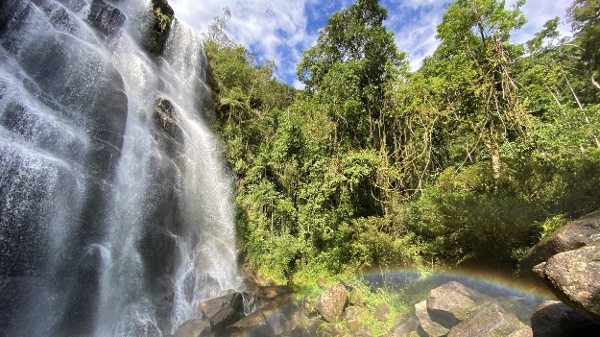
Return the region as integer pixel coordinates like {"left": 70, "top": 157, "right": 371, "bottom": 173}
{"left": 87, "top": 0, "right": 126, "bottom": 38}
{"left": 16, "top": 33, "right": 128, "bottom": 178}
{"left": 0, "top": 0, "right": 30, "bottom": 37}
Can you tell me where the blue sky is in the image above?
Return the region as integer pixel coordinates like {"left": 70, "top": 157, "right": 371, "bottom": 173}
{"left": 168, "top": 0, "right": 572, "bottom": 88}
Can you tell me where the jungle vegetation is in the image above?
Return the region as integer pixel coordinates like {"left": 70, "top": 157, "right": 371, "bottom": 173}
{"left": 203, "top": 0, "right": 600, "bottom": 284}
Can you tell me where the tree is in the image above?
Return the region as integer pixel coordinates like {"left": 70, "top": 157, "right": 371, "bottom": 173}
{"left": 432, "top": 0, "right": 528, "bottom": 183}
{"left": 297, "top": 0, "right": 406, "bottom": 148}
{"left": 568, "top": 0, "right": 600, "bottom": 89}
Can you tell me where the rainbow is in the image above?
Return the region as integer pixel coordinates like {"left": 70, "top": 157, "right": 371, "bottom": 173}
{"left": 360, "top": 267, "right": 554, "bottom": 302}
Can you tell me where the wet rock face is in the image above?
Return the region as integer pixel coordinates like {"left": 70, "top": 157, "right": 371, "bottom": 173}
{"left": 87, "top": 0, "right": 126, "bottom": 37}
{"left": 16, "top": 33, "right": 128, "bottom": 178}
{"left": 536, "top": 244, "right": 600, "bottom": 324}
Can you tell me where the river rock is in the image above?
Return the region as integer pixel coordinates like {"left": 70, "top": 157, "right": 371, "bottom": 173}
{"left": 315, "top": 284, "right": 348, "bottom": 322}
{"left": 447, "top": 301, "right": 524, "bottom": 337}
{"left": 536, "top": 244, "right": 600, "bottom": 323}
{"left": 530, "top": 301, "right": 600, "bottom": 337}
{"left": 426, "top": 281, "right": 489, "bottom": 328}
{"left": 415, "top": 300, "right": 448, "bottom": 337}
{"left": 520, "top": 209, "right": 600, "bottom": 278}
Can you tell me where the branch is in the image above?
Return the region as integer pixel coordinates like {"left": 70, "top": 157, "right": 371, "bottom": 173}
{"left": 592, "top": 72, "right": 600, "bottom": 90}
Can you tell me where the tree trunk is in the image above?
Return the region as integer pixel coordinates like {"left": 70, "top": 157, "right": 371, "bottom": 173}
{"left": 485, "top": 131, "right": 502, "bottom": 188}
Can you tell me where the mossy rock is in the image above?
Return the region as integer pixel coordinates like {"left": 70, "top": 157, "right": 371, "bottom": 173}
{"left": 145, "top": 0, "right": 174, "bottom": 55}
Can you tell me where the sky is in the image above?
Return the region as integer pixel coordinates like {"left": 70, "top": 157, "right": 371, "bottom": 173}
{"left": 168, "top": 0, "right": 572, "bottom": 88}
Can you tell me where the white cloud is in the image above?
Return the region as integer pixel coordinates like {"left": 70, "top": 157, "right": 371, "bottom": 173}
{"left": 168, "top": 0, "right": 315, "bottom": 84}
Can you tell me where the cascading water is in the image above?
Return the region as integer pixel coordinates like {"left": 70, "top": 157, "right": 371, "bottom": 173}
{"left": 0, "top": 0, "right": 241, "bottom": 336}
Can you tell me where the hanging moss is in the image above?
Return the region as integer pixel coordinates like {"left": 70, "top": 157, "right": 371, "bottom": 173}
{"left": 145, "top": 0, "right": 174, "bottom": 56}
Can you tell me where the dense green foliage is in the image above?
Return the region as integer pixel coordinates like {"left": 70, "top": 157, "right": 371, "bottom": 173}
{"left": 204, "top": 0, "right": 600, "bottom": 284}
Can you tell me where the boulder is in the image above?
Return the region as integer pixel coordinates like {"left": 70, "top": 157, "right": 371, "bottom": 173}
{"left": 198, "top": 292, "right": 244, "bottom": 332}
{"left": 154, "top": 97, "right": 185, "bottom": 145}
{"left": 530, "top": 301, "right": 600, "bottom": 337}
{"left": 304, "top": 317, "right": 327, "bottom": 336}
{"left": 447, "top": 302, "right": 524, "bottom": 337}
{"left": 536, "top": 244, "right": 600, "bottom": 323}
{"left": 415, "top": 300, "right": 448, "bottom": 337}
{"left": 520, "top": 209, "right": 600, "bottom": 278}
{"left": 426, "top": 281, "right": 489, "bottom": 328}
{"left": 315, "top": 284, "right": 348, "bottom": 322}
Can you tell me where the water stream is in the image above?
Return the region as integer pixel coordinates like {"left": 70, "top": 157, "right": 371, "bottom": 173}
{"left": 0, "top": 0, "right": 240, "bottom": 335}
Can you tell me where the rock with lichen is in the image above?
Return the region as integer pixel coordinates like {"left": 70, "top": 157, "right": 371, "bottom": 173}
{"left": 535, "top": 244, "right": 600, "bottom": 324}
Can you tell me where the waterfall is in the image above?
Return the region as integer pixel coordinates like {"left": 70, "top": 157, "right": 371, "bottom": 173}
{"left": 0, "top": 0, "right": 241, "bottom": 336}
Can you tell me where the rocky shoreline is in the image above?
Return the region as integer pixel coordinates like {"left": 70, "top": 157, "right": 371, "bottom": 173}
{"left": 169, "top": 210, "right": 600, "bottom": 337}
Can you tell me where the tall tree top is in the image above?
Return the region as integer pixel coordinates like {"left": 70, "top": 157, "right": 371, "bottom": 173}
{"left": 436, "top": 0, "right": 526, "bottom": 54}
{"left": 297, "top": 0, "right": 404, "bottom": 94}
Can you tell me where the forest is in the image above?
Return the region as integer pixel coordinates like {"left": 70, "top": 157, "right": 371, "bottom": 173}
{"left": 202, "top": 0, "right": 600, "bottom": 285}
